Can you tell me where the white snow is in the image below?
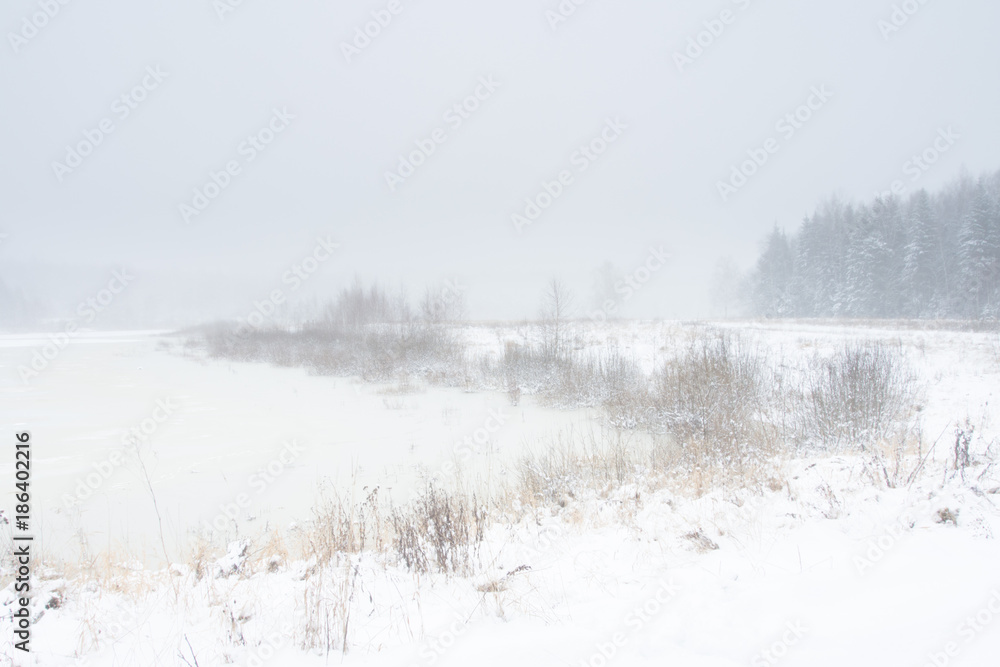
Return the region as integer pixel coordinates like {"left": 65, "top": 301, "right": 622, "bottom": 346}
{"left": 2, "top": 322, "right": 999, "bottom": 666}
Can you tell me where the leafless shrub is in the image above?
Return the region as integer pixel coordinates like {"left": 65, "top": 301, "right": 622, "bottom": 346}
{"left": 802, "top": 342, "right": 916, "bottom": 451}
{"left": 322, "top": 278, "right": 410, "bottom": 331}
{"left": 549, "top": 349, "right": 647, "bottom": 410}
{"left": 482, "top": 341, "right": 647, "bottom": 416}
{"left": 200, "top": 318, "right": 464, "bottom": 385}
{"left": 193, "top": 278, "right": 468, "bottom": 384}
{"left": 647, "top": 335, "right": 779, "bottom": 482}
{"left": 485, "top": 341, "right": 559, "bottom": 396}
{"left": 516, "top": 429, "right": 646, "bottom": 510}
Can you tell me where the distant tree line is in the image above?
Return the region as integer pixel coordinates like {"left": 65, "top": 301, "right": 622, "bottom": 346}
{"left": 744, "top": 169, "right": 1000, "bottom": 319}
{"left": 0, "top": 279, "right": 36, "bottom": 328}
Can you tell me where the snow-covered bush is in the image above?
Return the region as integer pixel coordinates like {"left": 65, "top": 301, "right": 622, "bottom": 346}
{"left": 201, "top": 319, "right": 465, "bottom": 383}
{"left": 802, "top": 342, "right": 916, "bottom": 451}
{"left": 648, "top": 334, "right": 779, "bottom": 481}
{"left": 477, "top": 340, "right": 648, "bottom": 416}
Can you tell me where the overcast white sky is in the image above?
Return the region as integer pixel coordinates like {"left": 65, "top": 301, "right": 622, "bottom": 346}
{"left": 2, "top": 0, "right": 999, "bottom": 322}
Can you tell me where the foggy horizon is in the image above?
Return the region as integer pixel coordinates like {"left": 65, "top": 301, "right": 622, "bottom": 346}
{"left": 3, "top": 0, "right": 1000, "bottom": 326}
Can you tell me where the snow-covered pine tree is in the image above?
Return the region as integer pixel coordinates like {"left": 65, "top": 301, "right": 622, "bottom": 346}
{"left": 751, "top": 226, "right": 795, "bottom": 317}
{"left": 957, "top": 186, "right": 999, "bottom": 317}
{"left": 742, "top": 168, "right": 1000, "bottom": 320}
{"left": 902, "top": 190, "right": 938, "bottom": 317}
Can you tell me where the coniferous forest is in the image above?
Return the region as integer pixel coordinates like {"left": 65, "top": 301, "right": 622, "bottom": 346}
{"left": 746, "top": 169, "right": 1000, "bottom": 319}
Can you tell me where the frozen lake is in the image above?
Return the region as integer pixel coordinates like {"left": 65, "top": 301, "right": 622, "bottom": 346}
{"left": 1, "top": 330, "right": 595, "bottom": 565}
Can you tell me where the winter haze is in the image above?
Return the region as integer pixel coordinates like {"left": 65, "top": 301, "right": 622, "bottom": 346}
{"left": 3, "top": 0, "right": 1000, "bottom": 323}
{"left": 4, "top": 3, "right": 1000, "bottom": 667}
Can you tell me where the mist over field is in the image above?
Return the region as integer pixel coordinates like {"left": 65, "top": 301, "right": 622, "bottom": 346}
{"left": 2, "top": 0, "right": 1000, "bottom": 325}
{"left": 2, "top": 2, "right": 1000, "bottom": 666}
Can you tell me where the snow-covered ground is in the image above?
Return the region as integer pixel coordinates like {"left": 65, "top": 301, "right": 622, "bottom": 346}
{"left": 2, "top": 321, "right": 999, "bottom": 666}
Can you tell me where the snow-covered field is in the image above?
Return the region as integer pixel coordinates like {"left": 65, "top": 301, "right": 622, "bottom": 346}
{"left": 2, "top": 321, "right": 1000, "bottom": 666}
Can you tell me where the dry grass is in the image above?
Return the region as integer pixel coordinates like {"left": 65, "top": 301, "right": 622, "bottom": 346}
{"left": 304, "top": 484, "right": 383, "bottom": 565}
{"left": 23, "top": 412, "right": 999, "bottom": 661}
{"left": 391, "top": 485, "right": 486, "bottom": 576}
{"left": 300, "top": 560, "right": 359, "bottom": 655}
{"left": 201, "top": 322, "right": 465, "bottom": 384}
{"left": 295, "top": 481, "right": 486, "bottom": 577}
{"left": 647, "top": 334, "right": 780, "bottom": 481}
{"left": 478, "top": 341, "right": 647, "bottom": 411}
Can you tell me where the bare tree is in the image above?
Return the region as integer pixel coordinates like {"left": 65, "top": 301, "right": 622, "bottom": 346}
{"left": 539, "top": 278, "right": 575, "bottom": 355}
{"left": 323, "top": 278, "right": 412, "bottom": 331}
